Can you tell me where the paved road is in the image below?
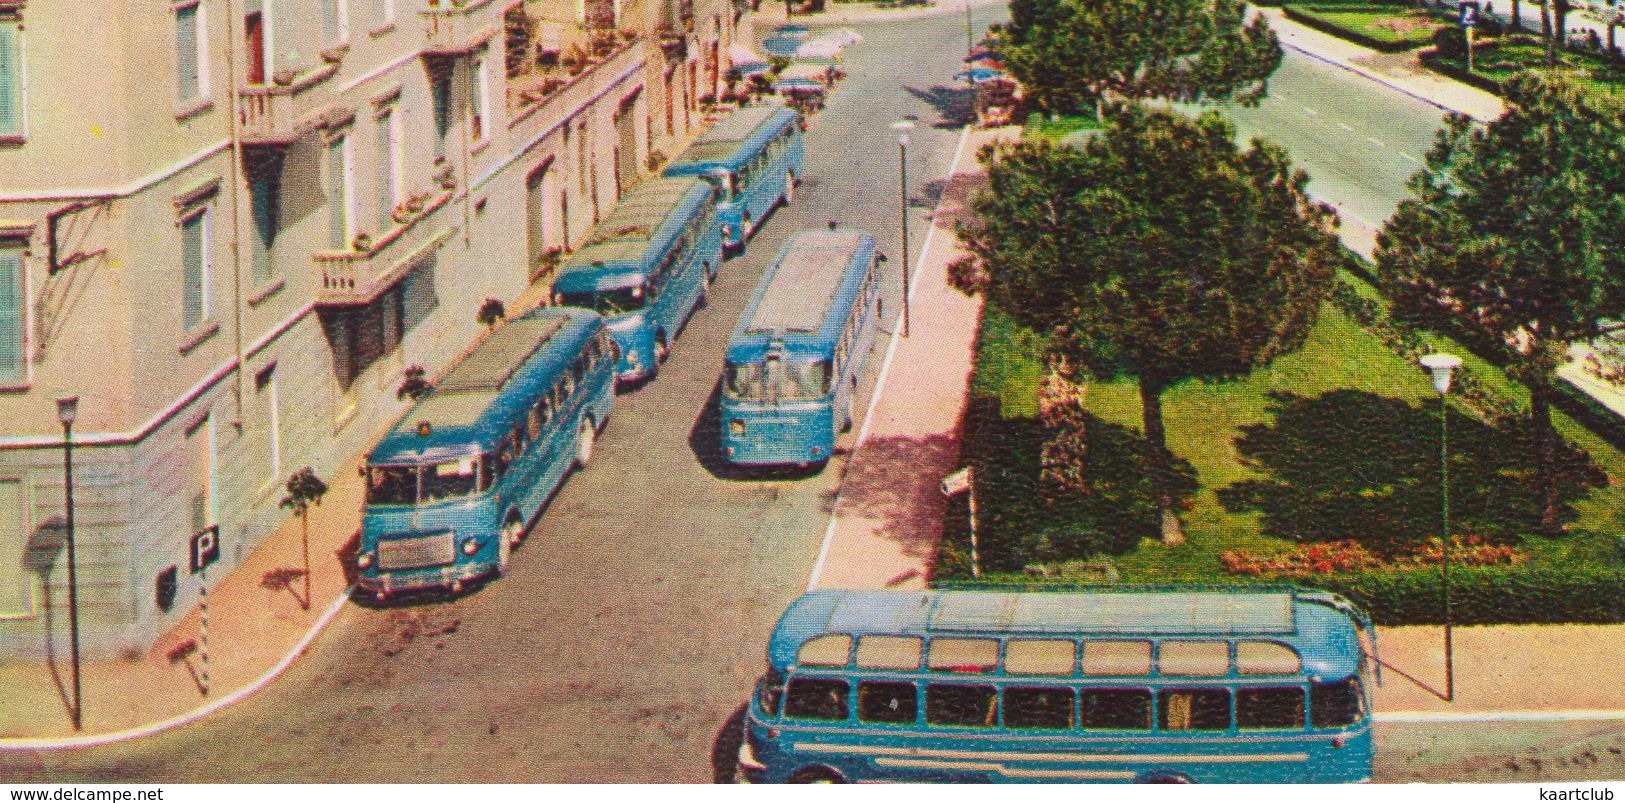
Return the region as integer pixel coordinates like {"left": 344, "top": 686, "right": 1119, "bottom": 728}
{"left": 0, "top": 12, "right": 971, "bottom": 784}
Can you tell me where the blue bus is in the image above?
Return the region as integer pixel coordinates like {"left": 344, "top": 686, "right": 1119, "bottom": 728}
{"left": 664, "top": 105, "right": 803, "bottom": 253}
{"left": 356, "top": 308, "right": 616, "bottom": 601}
{"left": 552, "top": 177, "right": 723, "bottom": 384}
{"left": 738, "top": 587, "right": 1379, "bottom": 784}
{"left": 720, "top": 230, "right": 882, "bottom": 468}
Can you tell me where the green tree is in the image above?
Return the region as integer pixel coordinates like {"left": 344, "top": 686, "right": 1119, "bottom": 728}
{"left": 280, "top": 467, "right": 329, "bottom": 611}
{"left": 998, "top": 0, "right": 1280, "bottom": 119}
{"left": 477, "top": 297, "right": 506, "bottom": 331}
{"left": 1374, "top": 76, "right": 1625, "bottom": 537}
{"left": 950, "top": 109, "right": 1340, "bottom": 544}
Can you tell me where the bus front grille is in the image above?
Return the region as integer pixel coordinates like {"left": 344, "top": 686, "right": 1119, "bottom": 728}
{"left": 377, "top": 531, "right": 456, "bottom": 571}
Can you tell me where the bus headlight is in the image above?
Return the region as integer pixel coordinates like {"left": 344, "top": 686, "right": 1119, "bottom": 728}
{"left": 553, "top": 292, "right": 565, "bottom": 306}
{"left": 730, "top": 419, "right": 746, "bottom": 435}
{"left": 357, "top": 551, "right": 374, "bottom": 570}
{"left": 461, "top": 537, "right": 480, "bottom": 556}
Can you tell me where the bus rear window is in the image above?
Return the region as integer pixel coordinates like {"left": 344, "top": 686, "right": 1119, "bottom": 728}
{"left": 367, "top": 467, "right": 418, "bottom": 505}
{"left": 858, "top": 680, "right": 917, "bottom": 724}
{"left": 1004, "top": 686, "right": 1074, "bottom": 730}
{"left": 725, "top": 359, "right": 831, "bottom": 402}
{"left": 925, "top": 684, "right": 998, "bottom": 728}
{"left": 1311, "top": 678, "right": 1364, "bottom": 728}
{"left": 784, "top": 678, "right": 849, "bottom": 721}
{"left": 1159, "top": 688, "right": 1231, "bottom": 731}
{"left": 1237, "top": 687, "right": 1305, "bottom": 730}
{"left": 1082, "top": 688, "right": 1152, "bottom": 730}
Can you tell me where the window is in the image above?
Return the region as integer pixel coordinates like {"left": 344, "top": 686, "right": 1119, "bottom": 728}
{"left": 367, "top": 466, "right": 417, "bottom": 505}
{"left": 927, "top": 638, "right": 998, "bottom": 674}
{"left": 855, "top": 635, "right": 922, "bottom": 671}
{"left": 375, "top": 0, "right": 394, "bottom": 27}
{"left": 1081, "top": 688, "right": 1152, "bottom": 730}
{"left": 1158, "top": 688, "right": 1231, "bottom": 731}
{"left": 1159, "top": 641, "right": 1230, "bottom": 676}
{"left": 327, "top": 136, "right": 352, "bottom": 250}
{"left": 857, "top": 680, "right": 916, "bottom": 725}
{"left": 1004, "top": 640, "right": 1076, "bottom": 676}
{"left": 0, "top": 478, "right": 31, "bottom": 617}
{"left": 1237, "top": 687, "right": 1305, "bottom": 730}
{"left": 1005, "top": 686, "right": 1074, "bottom": 730}
{"left": 1311, "top": 678, "right": 1363, "bottom": 728}
{"left": 1082, "top": 640, "right": 1152, "bottom": 676}
{"left": 469, "top": 53, "right": 488, "bottom": 144}
{"left": 322, "top": 0, "right": 348, "bottom": 43}
{"left": 432, "top": 74, "right": 452, "bottom": 157}
{"left": 0, "top": 246, "right": 22, "bottom": 383}
{"left": 256, "top": 365, "right": 281, "bottom": 483}
{"left": 376, "top": 109, "right": 399, "bottom": 232}
{"left": 783, "top": 677, "right": 849, "bottom": 721}
{"left": 249, "top": 173, "right": 277, "bottom": 283}
{"left": 423, "top": 458, "right": 479, "bottom": 502}
{"left": 0, "top": 21, "right": 24, "bottom": 140}
{"left": 175, "top": 3, "right": 206, "bottom": 105}
{"left": 925, "top": 684, "right": 997, "bottom": 728}
{"left": 796, "top": 634, "right": 851, "bottom": 667}
{"left": 180, "top": 210, "right": 210, "bottom": 331}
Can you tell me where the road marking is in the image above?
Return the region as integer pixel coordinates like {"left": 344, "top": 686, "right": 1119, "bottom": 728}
{"left": 1376, "top": 710, "right": 1625, "bottom": 723}
{"left": 1366, "top": 137, "right": 1384, "bottom": 148}
{"left": 0, "top": 585, "right": 356, "bottom": 751}
{"left": 1337, "top": 121, "right": 1355, "bottom": 132}
{"left": 1303, "top": 106, "right": 1318, "bottom": 116}
{"left": 1399, "top": 152, "right": 1420, "bottom": 163}
{"left": 806, "top": 123, "right": 975, "bottom": 593}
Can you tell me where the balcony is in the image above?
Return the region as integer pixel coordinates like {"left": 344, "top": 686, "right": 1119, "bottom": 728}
{"left": 422, "top": 0, "right": 502, "bottom": 56}
{"left": 507, "top": 31, "right": 645, "bottom": 129}
{"left": 236, "top": 63, "right": 340, "bottom": 146}
{"left": 313, "top": 190, "right": 457, "bottom": 305}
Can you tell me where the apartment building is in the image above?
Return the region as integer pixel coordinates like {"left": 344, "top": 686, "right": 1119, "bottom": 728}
{"left": 0, "top": 0, "right": 744, "bottom": 661}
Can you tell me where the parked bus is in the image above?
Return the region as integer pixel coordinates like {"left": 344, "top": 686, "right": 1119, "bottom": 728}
{"left": 552, "top": 177, "right": 723, "bottom": 383}
{"left": 738, "top": 587, "right": 1379, "bottom": 784}
{"left": 719, "top": 229, "right": 882, "bottom": 468}
{"left": 664, "top": 104, "right": 803, "bottom": 253}
{"left": 356, "top": 308, "right": 616, "bottom": 601}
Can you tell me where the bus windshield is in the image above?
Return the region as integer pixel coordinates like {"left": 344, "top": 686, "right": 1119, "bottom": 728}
{"left": 726, "top": 358, "right": 830, "bottom": 401}
{"left": 367, "top": 457, "right": 486, "bottom": 506}
{"left": 560, "top": 286, "right": 646, "bottom": 316}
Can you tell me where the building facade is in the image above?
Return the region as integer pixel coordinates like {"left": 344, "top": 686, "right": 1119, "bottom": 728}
{"left": 0, "top": 0, "right": 744, "bottom": 661}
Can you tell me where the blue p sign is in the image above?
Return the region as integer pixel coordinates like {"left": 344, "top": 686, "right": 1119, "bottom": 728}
{"left": 1459, "top": 0, "right": 1480, "bottom": 28}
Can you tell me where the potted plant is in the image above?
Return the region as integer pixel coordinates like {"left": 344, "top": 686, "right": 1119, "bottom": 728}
{"left": 477, "top": 297, "right": 507, "bottom": 331}
{"left": 397, "top": 365, "right": 434, "bottom": 401}
{"left": 351, "top": 232, "right": 373, "bottom": 252}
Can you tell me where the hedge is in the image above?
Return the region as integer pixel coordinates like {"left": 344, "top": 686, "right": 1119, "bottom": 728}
{"left": 1281, "top": 5, "right": 1439, "bottom": 53}
{"left": 1418, "top": 47, "right": 1508, "bottom": 95}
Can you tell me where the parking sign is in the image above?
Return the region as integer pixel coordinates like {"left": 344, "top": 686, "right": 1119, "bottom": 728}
{"left": 1459, "top": 0, "right": 1480, "bottom": 28}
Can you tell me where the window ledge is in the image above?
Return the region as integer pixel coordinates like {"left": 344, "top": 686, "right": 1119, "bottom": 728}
{"left": 0, "top": 135, "right": 24, "bottom": 147}
{"left": 471, "top": 138, "right": 491, "bottom": 157}
{"left": 177, "top": 320, "right": 221, "bottom": 355}
{"left": 246, "top": 278, "right": 286, "bottom": 308}
{"left": 175, "top": 97, "right": 215, "bottom": 122}
{"left": 369, "top": 22, "right": 397, "bottom": 38}
{"left": 0, "top": 380, "right": 32, "bottom": 394}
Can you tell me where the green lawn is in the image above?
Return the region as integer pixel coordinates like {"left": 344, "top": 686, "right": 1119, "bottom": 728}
{"left": 950, "top": 269, "right": 1625, "bottom": 584}
{"left": 1022, "top": 114, "right": 1104, "bottom": 145}
{"left": 1432, "top": 37, "right": 1625, "bottom": 105}
{"left": 1290, "top": 3, "right": 1444, "bottom": 48}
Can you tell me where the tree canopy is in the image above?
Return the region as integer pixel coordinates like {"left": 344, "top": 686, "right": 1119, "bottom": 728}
{"left": 1375, "top": 75, "right": 1625, "bottom": 535}
{"left": 998, "top": 0, "right": 1281, "bottom": 116}
{"left": 951, "top": 108, "right": 1341, "bottom": 543}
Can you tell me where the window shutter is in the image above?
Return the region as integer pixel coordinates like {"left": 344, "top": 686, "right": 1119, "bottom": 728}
{"left": 250, "top": 175, "right": 276, "bottom": 283}
{"left": 176, "top": 6, "right": 200, "bottom": 103}
{"left": 0, "top": 250, "right": 22, "bottom": 382}
{"left": 376, "top": 112, "right": 394, "bottom": 228}
{"left": 0, "top": 24, "right": 20, "bottom": 137}
{"left": 328, "top": 137, "right": 349, "bottom": 250}
{"left": 182, "top": 214, "right": 205, "bottom": 330}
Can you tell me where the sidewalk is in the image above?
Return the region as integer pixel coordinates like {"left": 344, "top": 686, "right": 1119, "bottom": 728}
{"left": 753, "top": 0, "right": 1005, "bottom": 29}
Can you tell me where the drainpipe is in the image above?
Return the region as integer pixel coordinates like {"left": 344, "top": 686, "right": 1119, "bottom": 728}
{"left": 224, "top": 0, "right": 248, "bottom": 427}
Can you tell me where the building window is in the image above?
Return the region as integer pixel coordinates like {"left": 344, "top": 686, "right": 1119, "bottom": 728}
{"left": 181, "top": 210, "right": 210, "bottom": 332}
{"left": 188, "top": 413, "right": 217, "bottom": 536}
{"left": 323, "top": 0, "right": 348, "bottom": 44}
{"left": 176, "top": 2, "right": 207, "bottom": 105}
{"left": 327, "top": 135, "right": 352, "bottom": 250}
{"left": 256, "top": 364, "right": 281, "bottom": 484}
{"left": 249, "top": 173, "right": 278, "bottom": 284}
{"left": 376, "top": 109, "right": 398, "bottom": 230}
{"left": 469, "top": 53, "right": 488, "bottom": 145}
{"left": 0, "top": 478, "right": 31, "bottom": 618}
{"left": 321, "top": 261, "right": 435, "bottom": 389}
{"left": 0, "top": 245, "right": 23, "bottom": 384}
{"left": 0, "top": 21, "right": 24, "bottom": 142}
{"left": 432, "top": 73, "right": 452, "bottom": 158}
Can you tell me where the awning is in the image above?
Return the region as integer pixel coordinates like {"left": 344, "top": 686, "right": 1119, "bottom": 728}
{"left": 729, "top": 43, "right": 768, "bottom": 67}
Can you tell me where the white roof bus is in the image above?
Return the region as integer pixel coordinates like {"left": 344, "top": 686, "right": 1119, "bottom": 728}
{"left": 738, "top": 587, "right": 1379, "bottom": 784}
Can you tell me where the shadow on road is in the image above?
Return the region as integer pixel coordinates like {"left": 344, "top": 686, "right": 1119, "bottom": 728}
{"left": 903, "top": 84, "right": 975, "bottom": 128}
{"left": 832, "top": 432, "right": 961, "bottom": 565}
{"left": 712, "top": 703, "right": 748, "bottom": 783}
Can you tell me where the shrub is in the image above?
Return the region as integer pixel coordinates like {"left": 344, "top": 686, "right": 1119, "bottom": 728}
{"left": 1434, "top": 26, "right": 1468, "bottom": 58}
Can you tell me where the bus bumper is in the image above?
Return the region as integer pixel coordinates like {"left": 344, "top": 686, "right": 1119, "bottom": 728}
{"left": 357, "top": 561, "right": 493, "bottom": 599}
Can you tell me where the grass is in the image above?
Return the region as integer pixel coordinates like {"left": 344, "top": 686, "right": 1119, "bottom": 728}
{"left": 948, "top": 268, "right": 1625, "bottom": 585}
{"left": 1288, "top": 2, "right": 1445, "bottom": 48}
{"left": 1021, "top": 114, "right": 1104, "bottom": 145}
{"left": 1432, "top": 37, "right": 1625, "bottom": 105}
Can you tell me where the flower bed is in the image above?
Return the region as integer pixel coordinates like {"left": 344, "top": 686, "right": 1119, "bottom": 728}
{"left": 1220, "top": 536, "right": 1526, "bottom": 576}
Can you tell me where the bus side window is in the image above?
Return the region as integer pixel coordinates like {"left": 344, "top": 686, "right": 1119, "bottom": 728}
{"left": 1004, "top": 686, "right": 1075, "bottom": 730}
{"left": 784, "top": 677, "right": 850, "bottom": 721}
{"left": 514, "top": 422, "right": 529, "bottom": 455}
{"left": 538, "top": 395, "right": 553, "bottom": 427}
{"left": 1237, "top": 687, "right": 1305, "bottom": 730}
{"left": 1081, "top": 688, "right": 1152, "bottom": 730}
{"left": 528, "top": 406, "right": 543, "bottom": 440}
{"left": 857, "top": 680, "right": 918, "bottom": 725}
{"left": 925, "top": 683, "right": 997, "bottom": 728}
{"left": 1310, "top": 678, "right": 1362, "bottom": 728}
{"left": 1158, "top": 688, "right": 1230, "bottom": 731}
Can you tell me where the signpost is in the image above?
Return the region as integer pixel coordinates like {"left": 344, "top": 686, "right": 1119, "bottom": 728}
{"left": 940, "top": 468, "right": 980, "bottom": 578}
{"left": 190, "top": 524, "right": 220, "bottom": 696}
{"left": 1460, "top": 1, "right": 1480, "bottom": 73}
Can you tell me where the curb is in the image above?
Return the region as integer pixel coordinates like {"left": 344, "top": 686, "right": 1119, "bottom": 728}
{"left": 0, "top": 585, "right": 355, "bottom": 751}
{"left": 1375, "top": 709, "right": 1625, "bottom": 723}
{"left": 1280, "top": 39, "right": 1486, "bottom": 122}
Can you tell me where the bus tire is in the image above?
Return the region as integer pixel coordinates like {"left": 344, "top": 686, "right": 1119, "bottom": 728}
{"left": 783, "top": 171, "right": 795, "bottom": 205}
{"left": 841, "top": 399, "right": 854, "bottom": 433}
{"left": 1137, "top": 772, "right": 1195, "bottom": 784}
{"left": 500, "top": 514, "right": 522, "bottom": 571}
{"left": 789, "top": 766, "right": 843, "bottom": 784}
{"left": 576, "top": 417, "right": 596, "bottom": 468}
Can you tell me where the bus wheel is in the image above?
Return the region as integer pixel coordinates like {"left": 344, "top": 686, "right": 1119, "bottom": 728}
{"left": 841, "top": 399, "right": 854, "bottom": 433}
{"left": 783, "top": 171, "right": 795, "bottom": 205}
{"left": 789, "top": 767, "right": 843, "bottom": 784}
{"left": 577, "top": 418, "right": 596, "bottom": 467}
{"left": 655, "top": 331, "right": 671, "bottom": 363}
{"left": 1137, "top": 772, "right": 1195, "bottom": 784}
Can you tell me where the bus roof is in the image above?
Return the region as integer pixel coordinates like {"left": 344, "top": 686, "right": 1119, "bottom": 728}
{"left": 664, "top": 106, "right": 798, "bottom": 175}
{"left": 727, "top": 230, "right": 876, "bottom": 363}
{"left": 768, "top": 589, "right": 1366, "bottom": 680}
{"left": 368, "top": 308, "right": 600, "bottom": 465}
{"left": 553, "top": 178, "right": 714, "bottom": 292}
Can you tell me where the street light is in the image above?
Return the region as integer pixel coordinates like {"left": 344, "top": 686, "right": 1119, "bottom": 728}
{"left": 1419, "top": 352, "right": 1460, "bottom": 703}
{"left": 55, "top": 395, "right": 83, "bottom": 730}
{"left": 891, "top": 119, "right": 915, "bottom": 338}
{"left": 965, "top": 0, "right": 975, "bottom": 63}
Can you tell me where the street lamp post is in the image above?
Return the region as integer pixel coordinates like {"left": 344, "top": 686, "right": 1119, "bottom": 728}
{"left": 56, "top": 395, "right": 83, "bottom": 730}
{"left": 966, "top": 0, "right": 974, "bottom": 61}
{"left": 891, "top": 120, "right": 915, "bottom": 337}
{"left": 1419, "top": 353, "right": 1460, "bottom": 703}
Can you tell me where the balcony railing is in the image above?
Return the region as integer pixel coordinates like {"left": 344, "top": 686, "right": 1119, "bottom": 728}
{"left": 422, "top": 0, "right": 502, "bottom": 56}
{"left": 313, "top": 190, "right": 456, "bottom": 305}
{"left": 507, "top": 34, "right": 645, "bottom": 134}
{"left": 236, "top": 63, "right": 340, "bottom": 145}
